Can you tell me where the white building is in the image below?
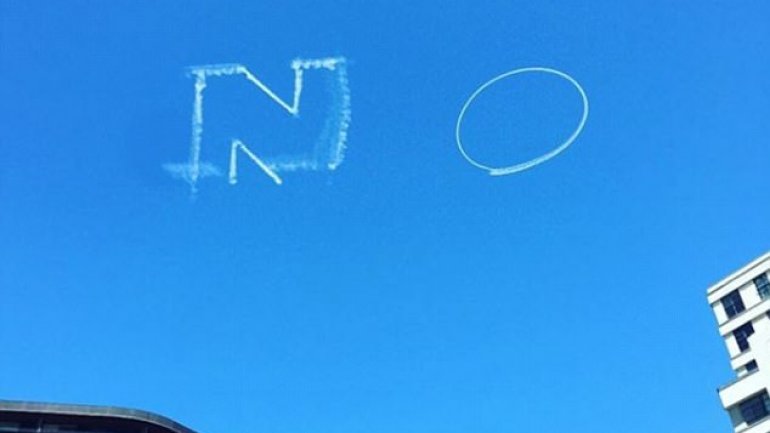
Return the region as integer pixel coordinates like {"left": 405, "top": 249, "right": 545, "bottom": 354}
{"left": 708, "top": 252, "right": 770, "bottom": 433}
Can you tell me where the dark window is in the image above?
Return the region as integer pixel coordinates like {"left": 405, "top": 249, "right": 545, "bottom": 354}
{"left": 745, "top": 360, "right": 758, "bottom": 373}
{"left": 734, "top": 322, "right": 755, "bottom": 352}
{"left": 754, "top": 274, "right": 770, "bottom": 300}
{"left": 740, "top": 391, "right": 770, "bottom": 425}
{"left": 722, "top": 290, "right": 746, "bottom": 318}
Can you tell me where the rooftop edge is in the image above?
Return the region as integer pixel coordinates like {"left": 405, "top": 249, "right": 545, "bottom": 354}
{"left": 706, "top": 251, "right": 770, "bottom": 296}
{"left": 0, "top": 400, "right": 197, "bottom": 433}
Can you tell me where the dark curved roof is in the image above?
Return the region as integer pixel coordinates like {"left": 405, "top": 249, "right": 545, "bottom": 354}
{"left": 0, "top": 400, "right": 198, "bottom": 433}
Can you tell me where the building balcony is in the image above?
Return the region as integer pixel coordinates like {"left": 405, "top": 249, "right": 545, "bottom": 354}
{"left": 720, "top": 369, "right": 767, "bottom": 409}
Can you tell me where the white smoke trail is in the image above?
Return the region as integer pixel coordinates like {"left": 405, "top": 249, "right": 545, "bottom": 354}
{"left": 229, "top": 139, "right": 283, "bottom": 185}
{"left": 262, "top": 58, "right": 351, "bottom": 173}
{"left": 164, "top": 57, "right": 351, "bottom": 193}
{"left": 327, "top": 61, "right": 351, "bottom": 170}
{"left": 162, "top": 161, "right": 222, "bottom": 183}
{"left": 455, "top": 66, "right": 588, "bottom": 176}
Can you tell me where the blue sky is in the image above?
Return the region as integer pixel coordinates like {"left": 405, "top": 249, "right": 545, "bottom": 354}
{"left": 1, "top": 1, "right": 769, "bottom": 432}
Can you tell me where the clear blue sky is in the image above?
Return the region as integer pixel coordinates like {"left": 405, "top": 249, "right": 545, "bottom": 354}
{"left": 1, "top": 1, "right": 769, "bottom": 432}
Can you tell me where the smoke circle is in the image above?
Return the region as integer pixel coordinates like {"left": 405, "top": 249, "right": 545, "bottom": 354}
{"left": 455, "top": 67, "right": 589, "bottom": 176}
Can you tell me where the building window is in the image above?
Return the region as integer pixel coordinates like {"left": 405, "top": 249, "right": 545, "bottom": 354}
{"left": 745, "top": 360, "right": 758, "bottom": 373}
{"left": 754, "top": 274, "right": 770, "bottom": 300}
{"left": 739, "top": 391, "right": 770, "bottom": 425}
{"left": 722, "top": 290, "right": 746, "bottom": 318}
{"left": 734, "top": 322, "right": 755, "bottom": 352}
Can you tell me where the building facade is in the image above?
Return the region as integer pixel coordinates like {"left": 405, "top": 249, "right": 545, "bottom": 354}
{"left": 0, "top": 401, "right": 196, "bottom": 433}
{"left": 708, "top": 252, "right": 770, "bottom": 433}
